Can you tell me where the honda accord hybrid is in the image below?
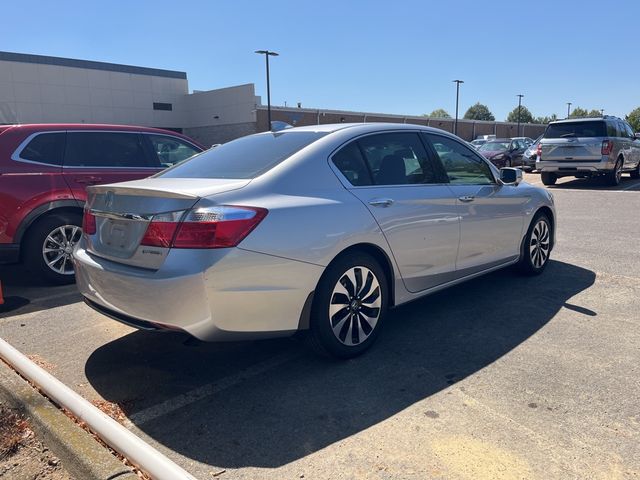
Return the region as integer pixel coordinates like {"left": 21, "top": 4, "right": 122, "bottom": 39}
{"left": 74, "top": 123, "right": 555, "bottom": 358}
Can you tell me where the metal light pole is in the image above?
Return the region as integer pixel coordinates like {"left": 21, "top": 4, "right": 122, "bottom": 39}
{"left": 517, "top": 94, "right": 524, "bottom": 137}
{"left": 452, "top": 79, "right": 464, "bottom": 136}
{"left": 566, "top": 102, "right": 572, "bottom": 118}
{"left": 255, "top": 50, "right": 279, "bottom": 131}
{"left": 600, "top": 109, "right": 604, "bottom": 117}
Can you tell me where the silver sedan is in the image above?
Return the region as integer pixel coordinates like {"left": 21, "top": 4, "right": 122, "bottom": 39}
{"left": 74, "top": 123, "right": 556, "bottom": 358}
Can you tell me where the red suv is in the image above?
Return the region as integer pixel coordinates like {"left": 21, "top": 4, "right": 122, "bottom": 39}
{"left": 0, "top": 124, "right": 204, "bottom": 284}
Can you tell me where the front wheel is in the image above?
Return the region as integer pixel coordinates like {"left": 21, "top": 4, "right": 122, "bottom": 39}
{"left": 630, "top": 160, "right": 640, "bottom": 179}
{"left": 24, "top": 212, "right": 83, "bottom": 285}
{"left": 517, "top": 213, "right": 552, "bottom": 275}
{"left": 306, "top": 253, "right": 388, "bottom": 358}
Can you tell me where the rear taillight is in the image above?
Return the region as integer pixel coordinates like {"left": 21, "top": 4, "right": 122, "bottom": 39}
{"left": 536, "top": 143, "right": 542, "bottom": 159}
{"left": 140, "top": 206, "right": 267, "bottom": 249}
{"left": 601, "top": 139, "right": 613, "bottom": 156}
{"left": 83, "top": 210, "right": 96, "bottom": 235}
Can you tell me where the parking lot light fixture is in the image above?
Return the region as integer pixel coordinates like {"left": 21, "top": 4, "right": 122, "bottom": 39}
{"left": 255, "top": 50, "right": 279, "bottom": 131}
{"left": 452, "top": 80, "right": 464, "bottom": 136}
{"left": 517, "top": 94, "right": 524, "bottom": 137}
{"left": 567, "top": 102, "right": 572, "bottom": 118}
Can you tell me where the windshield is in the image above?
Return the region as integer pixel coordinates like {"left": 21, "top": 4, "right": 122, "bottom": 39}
{"left": 545, "top": 121, "right": 606, "bottom": 138}
{"left": 157, "top": 131, "right": 327, "bottom": 179}
{"left": 479, "top": 141, "right": 509, "bottom": 152}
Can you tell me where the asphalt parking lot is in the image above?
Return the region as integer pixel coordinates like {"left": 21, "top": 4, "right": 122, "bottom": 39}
{"left": 1, "top": 172, "right": 639, "bottom": 480}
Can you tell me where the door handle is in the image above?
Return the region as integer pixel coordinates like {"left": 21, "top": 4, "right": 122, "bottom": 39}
{"left": 458, "top": 195, "right": 475, "bottom": 203}
{"left": 75, "top": 176, "right": 102, "bottom": 185}
{"left": 368, "top": 198, "right": 394, "bottom": 207}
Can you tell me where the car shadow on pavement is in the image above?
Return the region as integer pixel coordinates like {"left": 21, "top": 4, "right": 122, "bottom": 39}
{"left": 0, "top": 264, "right": 81, "bottom": 317}
{"left": 85, "top": 259, "right": 595, "bottom": 469}
{"left": 548, "top": 175, "right": 640, "bottom": 191}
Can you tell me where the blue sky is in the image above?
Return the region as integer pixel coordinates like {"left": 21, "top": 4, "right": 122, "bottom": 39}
{"left": 1, "top": 0, "right": 638, "bottom": 120}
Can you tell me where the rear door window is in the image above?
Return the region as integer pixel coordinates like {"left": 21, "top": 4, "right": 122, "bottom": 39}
{"left": 545, "top": 121, "right": 606, "bottom": 138}
{"left": 145, "top": 134, "right": 201, "bottom": 168}
{"left": 18, "top": 132, "right": 66, "bottom": 165}
{"left": 64, "top": 132, "right": 151, "bottom": 168}
{"left": 357, "top": 132, "right": 442, "bottom": 185}
{"left": 331, "top": 142, "right": 373, "bottom": 186}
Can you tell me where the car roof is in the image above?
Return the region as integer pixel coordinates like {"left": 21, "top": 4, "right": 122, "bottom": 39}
{"left": 550, "top": 117, "right": 605, "bottom": 124}
{"left": 263, "top": 122, "right": 461, "bottom": 138}
{"left": 0, "top": 124, "right": 205, "bottom": 148}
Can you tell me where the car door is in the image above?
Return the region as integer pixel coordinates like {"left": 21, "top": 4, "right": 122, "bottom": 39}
{"left": 621, "top": 122, "right": 640, "bottom": 169}
{"left": 510, "top": 139, "right": 526, "bottom": 167}
{"left": 332, "top": 132, "right": 460, "bottom": 293}
{"left": 62, "top": 131, "right": 160, "bottom": 204}
{"left": 423, "top": 133, "right": 527, "bottom": 276}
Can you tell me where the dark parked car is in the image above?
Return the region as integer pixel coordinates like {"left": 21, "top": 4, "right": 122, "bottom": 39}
{"left": 477, "top": 138, "right": 528, "bottom": 168}
{"left": 0, "top": 124, "right": 204, "bottom": 283}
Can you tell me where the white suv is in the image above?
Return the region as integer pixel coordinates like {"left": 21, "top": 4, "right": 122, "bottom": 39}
{"left": 536, "top": 117, "right": 640, "bottom": 186}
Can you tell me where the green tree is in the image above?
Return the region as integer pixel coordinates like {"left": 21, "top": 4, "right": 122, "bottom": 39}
{"left": 626, "top": 107, "right": 640, "bottom": 132}
{"left": 568, "top": 107, "right": 589, "bottom": 118}
{"left": 533, "top": 114, "right": 558, "bottom": 125}
{"left": 588, "top": 109, "right": 603, "bottom": 118}
{"left": 506, "top": 105, "right": 534, "bottom": 123}
{"left": 463, "top": 103, "right": 495, "bottom": 121}
{"left": 425, "top": 108, "right": 451, "bottom": 118}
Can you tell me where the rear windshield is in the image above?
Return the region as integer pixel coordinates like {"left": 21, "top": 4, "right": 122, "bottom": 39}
{"left": 158, "top": 131, "right": 327, "bottom": 179}
{"left": 545, "top": 121, "right": 606, "bottom": 138}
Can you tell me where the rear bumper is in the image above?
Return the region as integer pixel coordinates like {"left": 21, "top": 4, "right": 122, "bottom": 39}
{"left": 73, "top": 241, "right": 324, "bottom": 341}
{"left": 536, "top": 157, "right": 614, "bottom": 175}
{"left": 0, "top": 244, "right": 20, "bottom": 264}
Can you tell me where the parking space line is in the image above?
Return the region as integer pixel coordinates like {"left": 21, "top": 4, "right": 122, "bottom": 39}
{"left": 128, "top": 351, "right": 302, "bottom": 426}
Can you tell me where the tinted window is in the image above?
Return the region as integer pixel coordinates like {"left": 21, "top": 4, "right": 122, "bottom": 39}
{"left": 331, "top": 142, "right": 372, "bottom": 186}
{"left": 623, "top": 122, "right": 634, "bottom": 138}
{"left": 159, "top": 131, "right": 326, "bottom": 179}
{"left": 19, "top": 133, "right": 65, "bottom": 165}
{"left": 64, "top": 132, "right": 149, "bottom": 168}
{"left": 147, "top": 135, "right": 201, "bottom": 168}
{"left": 617, "top": 122, "right": 629, "bottom": 138}
{"left": 425, "top": 134, "right": 495, "bottom": 185}
{"left": 545, "top": 121, "right": 606, "bottom": 138}
{"left": 606, "top": 121, "right": 618, "bottom": 137}
{"left": 357, "top": 132, "right": 440, "bottom": 185}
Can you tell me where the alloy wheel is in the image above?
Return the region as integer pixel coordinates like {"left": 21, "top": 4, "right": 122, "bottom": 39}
{"left": 529, "top": 220, "right": 550, "bottom": 269}
{"left": 329, "top": 266, "right": 382, "bottom": 346}
{"left": 42, "top": 225, "right": 82, "bottom": 275}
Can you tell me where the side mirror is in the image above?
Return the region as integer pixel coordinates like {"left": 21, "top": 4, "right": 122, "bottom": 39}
{"left": 500, "top": 167, "right": 523, "bottom": 186}
{"left": 634, "top": 132, "right": 640, "bottom": 140}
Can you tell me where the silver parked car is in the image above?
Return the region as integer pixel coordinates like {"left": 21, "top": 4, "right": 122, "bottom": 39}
{"left": 74, "top": 123, "right": 556, "bottom": 358}
{"left": 537, "top": 116, "right": 640, "bottom": 186}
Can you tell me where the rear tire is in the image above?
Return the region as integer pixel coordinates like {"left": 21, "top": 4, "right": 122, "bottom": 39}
{"left": 24, "top": 212, "right": 82, "bottom": 285}
{"left": 517, "top": 213, "right": 552, "bottom": 276}
{"left": 306, "top": 252, "right": 388, "bottom": 359}
{"left": 541, "top": 172, "right": 557, "bottom": 186}
{"left": 607, "top": 158, "right": 623, "bottom": 186}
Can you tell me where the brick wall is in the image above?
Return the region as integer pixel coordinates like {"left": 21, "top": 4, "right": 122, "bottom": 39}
{"left": 256, "top": 108, "right": 546, "bottom": 141}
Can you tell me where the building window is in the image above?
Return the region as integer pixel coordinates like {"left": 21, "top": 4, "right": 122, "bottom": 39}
{"left": 153, "top": 102, "right": 173, "bottom": 111}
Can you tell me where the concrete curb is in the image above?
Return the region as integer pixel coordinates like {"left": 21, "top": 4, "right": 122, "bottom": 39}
{"left": 0, "top": 360, "right": 138, "bottom": 480}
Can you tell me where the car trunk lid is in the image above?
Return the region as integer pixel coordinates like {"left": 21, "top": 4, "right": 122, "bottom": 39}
{"left": 540, "top": 138, "right": 602, "bottom": 162}
{"left": 84, "top": 178, "right": 251, "bottom": 269}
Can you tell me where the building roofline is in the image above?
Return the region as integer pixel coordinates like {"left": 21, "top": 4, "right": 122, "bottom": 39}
{"left": 0, "top": 51, "right": 187, "bottom": 80}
